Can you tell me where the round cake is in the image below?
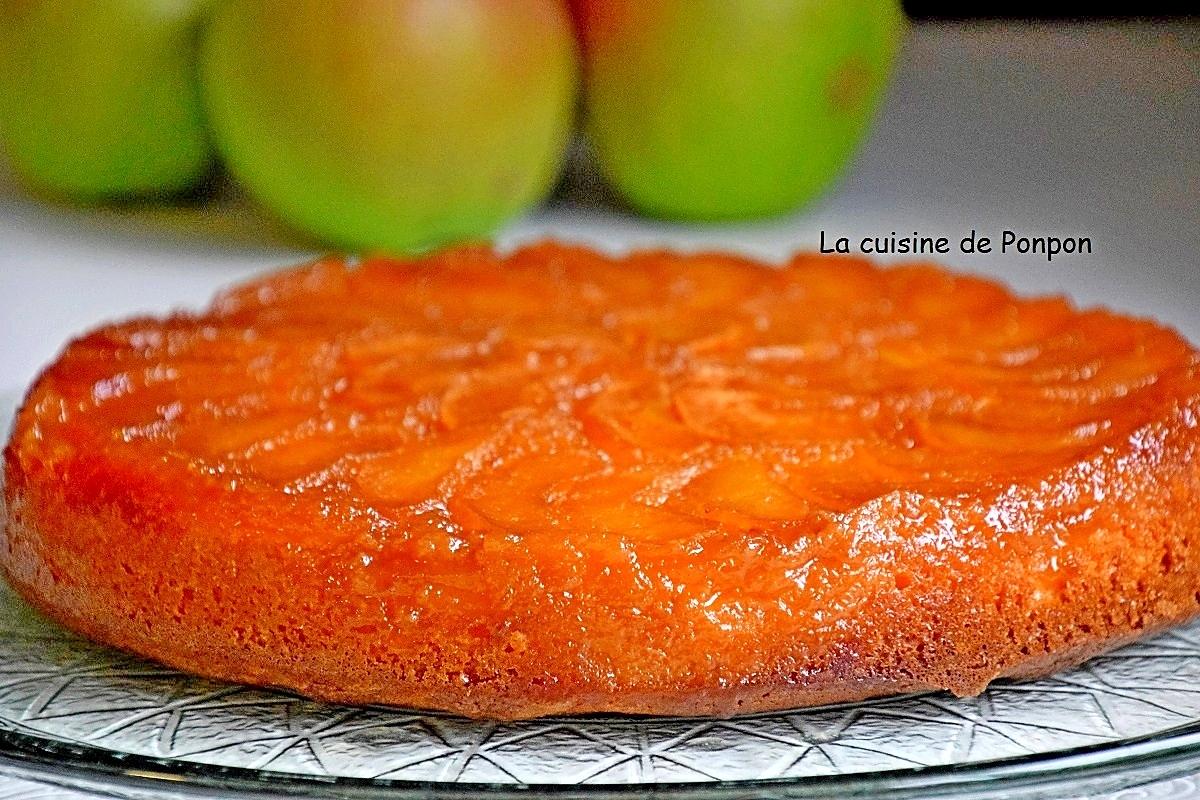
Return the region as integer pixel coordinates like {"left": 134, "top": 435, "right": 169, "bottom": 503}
{"left": 4, "top": 243, "right": 1200, "bottom": 720}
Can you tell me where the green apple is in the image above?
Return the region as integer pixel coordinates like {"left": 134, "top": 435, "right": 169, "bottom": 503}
{"left": 200, "top": 0, "right": 579, "bottom": 254}
{"left": 0, "top": 0, "right": 215, "bottom": 199}
{"left": 574, "top": 0, "right": 905, "bottom": 221}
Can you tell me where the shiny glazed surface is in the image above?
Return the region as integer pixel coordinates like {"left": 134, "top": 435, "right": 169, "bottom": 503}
{"left": 5, "top": 243, "right": 1200, "bottom": 718}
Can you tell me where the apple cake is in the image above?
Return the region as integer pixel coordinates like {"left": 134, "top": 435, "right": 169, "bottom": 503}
{"left": 4, "top": 243, "right": 1199, "bottom": 719}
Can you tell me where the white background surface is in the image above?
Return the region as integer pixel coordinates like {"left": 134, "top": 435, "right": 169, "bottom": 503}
{"left": 0, "top": 20, "right": 1198, "bottom": 799}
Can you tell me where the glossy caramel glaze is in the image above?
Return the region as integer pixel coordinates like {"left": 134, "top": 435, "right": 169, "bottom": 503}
{"left": 5, "top": 243, "right": 1200, "bottom": 719}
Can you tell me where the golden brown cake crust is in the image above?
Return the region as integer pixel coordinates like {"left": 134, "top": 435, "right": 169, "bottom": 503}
{"left": 4, "top": 243, "right": 1200, "bottom": 720}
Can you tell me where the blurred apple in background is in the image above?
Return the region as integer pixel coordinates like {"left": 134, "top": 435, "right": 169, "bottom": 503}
{"left": 201, "top": 0, "right": 578, "bottom": 254}
{"left": 0, "top": 0, "right": 215, "bottom": 199}
{"left": 573, "top": 0, "right": 905, "bottom": 221}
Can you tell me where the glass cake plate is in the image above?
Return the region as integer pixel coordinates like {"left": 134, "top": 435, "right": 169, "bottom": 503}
{"left": 3, "top": 580, "right": 1200, "bottom": 798}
